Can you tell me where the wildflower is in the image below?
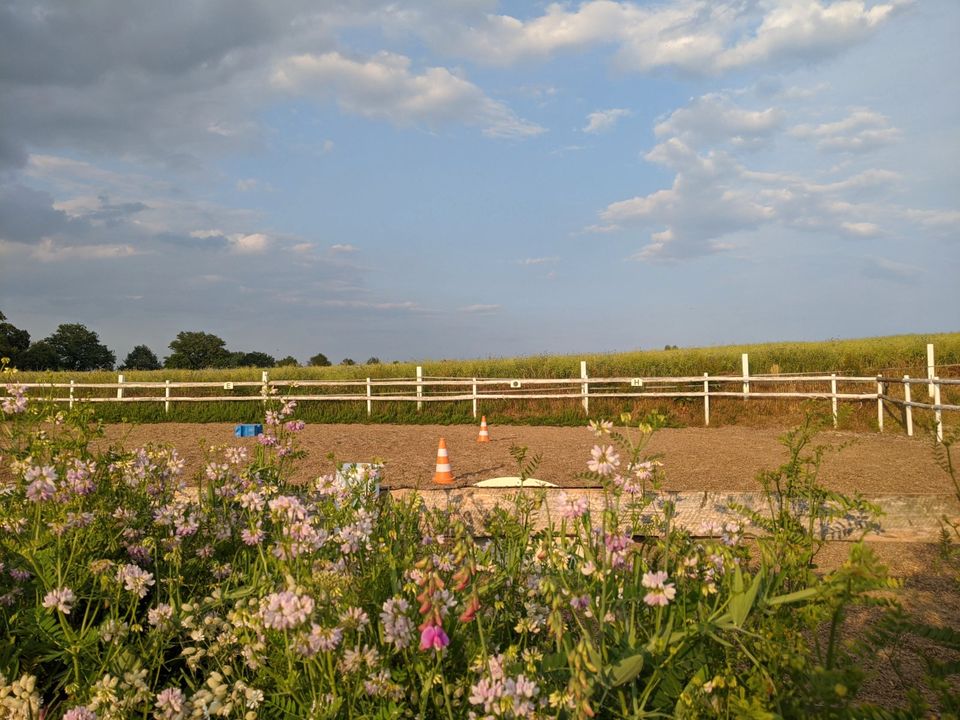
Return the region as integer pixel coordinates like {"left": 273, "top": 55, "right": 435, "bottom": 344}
{"left": 240, "top": 524, "right": 265, "bottom": 546}
{"left": 24, "top": 465, "right": 57, "bottom": 502}
{"left": 116, "top": 564, "right": 155, "bottom": 599}
{"left": 259, "top": 590, "right": 314, "bottom": 631}
{"left": 588, "top": 419, "right": 614, "bottom": 437}
{"left": 65, "top": 459, "right": 97, "bottom": 495}
{"left": 63, "top": 708, "right": 97, "bottom": 720}
{"left": 148, "top": 603, "right": 174, "bottom": 629}
{"left": 642, "top": 570, "right": 677, "bottom": 607}
{"left": 42, "top": 587, "right": 76, "bottom": 614}
{"left": 587, "top": 445, "right": 619, "bottom": 475}
{"left": 1, "top": 384, "right": 28, "bottom": 414}
{"left": 339, "top": 606, "right": 370, "bottom": 630}
{"left": 265, "top": 410, "right": 281, "bottom": 426}
{"left": 419, "top": 624, "right": 450, "bottom": 651}
{"left": 559, "top": 492, "right": 590, "bottom": 520}
{"left": 9, "top": 568, "right": 31, "bottom": 582}
{"left": 224, "top": 446, "right": 247, "bottom": 465}
{"left": 570, "top": 595, "right": 590, "bottom": 611}
{"left": 380, "top": 597, "right": 414, "bottom": 649}
{"left": 154, "top": 687, "right": 187, "bottom": 720}
{"left": 283, "top": 420, "right": 305, "bottom": 432}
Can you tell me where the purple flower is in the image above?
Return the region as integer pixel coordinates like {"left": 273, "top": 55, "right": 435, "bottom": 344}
{"left": 42, "top": 586, "right": 76, "bottom": 614}
{"left": 1, "top": 384, "right": 28, "bottom": 414}
{"left": 116, "top": 563, "right": 155, "bottom": 598}
{"left": 259, "top": 590, "right": 315, "bottom": 631}
{"left": 63, "top": 708, "right": 97, "bottom": 720}
{"left": 154, "top": 687, "right": 186, "bottom": 720}
{"left": 559, "top": 492, "right": 589, "bottom": 520}
{"left": 419, "top": 624, "right": 450, "bottom": 651}
{"left": 381, "top": 597, "right": 414, "bottom": 649}
{"left": 642, "top": 570, "right": 677, "bottom": 607}
{"left": 24, "top": 465, "right": 57, "bottom": 502}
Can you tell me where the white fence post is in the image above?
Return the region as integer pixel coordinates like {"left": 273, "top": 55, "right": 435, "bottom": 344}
{"left": 117, "top": 374, "right": 124, "bottom": 400}
{"left": 703, "top": 373, "right": 710, "bottom": 426}
{"left": 830, "top": 374, "right": 838, "bottom": 428}
{"left": 927, "top": 343, "right": 935, "bottom": 398}
{"left": 934, "top": 377, "right": 944, "bottom": 443}
{"left": 903, "top": 375, "right": 913, "bottom": 437}
{"left": 580, "top": 361, "right": 589, "bottom": 415}
{"left": 416, "top": 366, "right": 423, "bottom": 411}
{"left": 164, "top": 380, "right": 170, "bottom": 414}
{"left": 472, "top": 378, "right": 478, "bottom": 419}
{"left": 69, "top": 379, "right": 75, "bottom": 410}
{"left": 741, "top": 353, "right": 750, "bottom": 399}
{"left": 876, "top": 375, "right": 884, "bottom": 432}
{"left": 366, "top": 377, "right": 372, "bottom": 417}
{"left": 261, "top": 371, "right": 269, "bottom": 404}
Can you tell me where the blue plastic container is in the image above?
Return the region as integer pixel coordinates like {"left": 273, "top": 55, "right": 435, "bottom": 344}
{"left": 234, "top": 424, "right": 263, "bottom": 438}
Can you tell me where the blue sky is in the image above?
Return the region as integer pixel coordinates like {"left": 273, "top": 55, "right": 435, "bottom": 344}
{"left": 0, "top": 0, "right": 957, "bottom": 364}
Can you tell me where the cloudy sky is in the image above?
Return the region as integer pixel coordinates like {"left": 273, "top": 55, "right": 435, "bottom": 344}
{"left": 0, "top": 0, "right": 957, "bottom": 364}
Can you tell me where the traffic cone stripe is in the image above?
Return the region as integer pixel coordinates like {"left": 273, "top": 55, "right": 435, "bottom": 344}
{"left": 435, "top": 463, "right": 451, "bottom": 472}
{"left": 477, "top": 415, "right": 491, "bottom": 443}
{"left": 433, "top": 438, "right": 454, "bottom": 484}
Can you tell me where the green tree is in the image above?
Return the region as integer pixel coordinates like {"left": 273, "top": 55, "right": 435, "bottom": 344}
{"left": 276, "top": 356, "right": 299, "bottom": 367}
{"left": 238, "top": 352, "right": 275, "bottom": 368}
{"left": 366, "top": 357, "right": 381, "bottom": 365}
{"left": 0, "top": 311, "right": 30, "bottom": 365}
{"left": 164, "top": 331, "right": 230, "bottom": 369}
{"left": 44, "top": 323, "right": 115, "bottom": 371}
{"left": 308, "top": 353, "right": 331, "bottom": 367}
{"left": 18, "top": 341, "right": 59, "bottom": 371}
{"left": 121, "top": 345, "right": 162, "bottom": 371}
{"left": 340, "top": 358, "right": 356, "bottom": 366}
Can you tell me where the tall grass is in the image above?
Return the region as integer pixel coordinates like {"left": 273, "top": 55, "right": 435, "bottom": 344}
{"left": 11, "top": 332, "right": 960, "bottom": 428}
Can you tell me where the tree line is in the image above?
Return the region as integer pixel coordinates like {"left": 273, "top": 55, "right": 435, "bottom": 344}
{"left": 0, "top": 311, "right": 381, "bottom": 371}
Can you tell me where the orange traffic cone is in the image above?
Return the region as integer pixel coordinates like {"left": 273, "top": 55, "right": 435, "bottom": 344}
{"left": 433, "top": 438, "right": 454, "bottom": 484}
{"left": 477, "top": 415, "right": 491, "bottom": 443}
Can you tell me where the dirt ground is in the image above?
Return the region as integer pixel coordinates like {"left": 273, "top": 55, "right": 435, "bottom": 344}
{"left": 98, "top": 422, "right": 954, "bottom": 495}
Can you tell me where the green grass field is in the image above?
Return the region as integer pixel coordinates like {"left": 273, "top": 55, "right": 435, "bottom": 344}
{"left": 11, "top": 332, "right": 959, "bottom": 429}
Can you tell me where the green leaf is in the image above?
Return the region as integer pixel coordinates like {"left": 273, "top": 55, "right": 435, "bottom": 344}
{"left": 611, "top": 652, "right": 647, "bottom": 686}
{"left": 729, "top": 568, "right": 763, "bottom": 627}
{"left": 765, "top": 586, "right": 819, "bottom": 606}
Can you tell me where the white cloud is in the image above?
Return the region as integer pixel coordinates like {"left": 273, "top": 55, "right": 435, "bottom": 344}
{"left": 460, "top": 304, "right": 500, "bottom": 313}
{"left": 516, "top": 256, "right": 558, "bottom": 265}
{"left": 291, "top": 242, "right": 315, "bottom": 254}
{"left": 840, "top": 221, "right": 881, "bottom": 237}
{"left": 322, "top": 139, "right": 335, "bottom": 153}
{"left": 654, "top": 93, "right": 785, "bottom": 149}
{"left": 32, "top": 238, "right": 143, "bottom": 262}
{"left": 229, "top": 232, "right": 269, "bottom": 254}
{"left": 583, "top": 108, "right": 631, "bottom": 134}
{"left": 330, "top": 243, "right": 358, "bottom": 253}
{"left": 236, "top": 178, "right": 258, "bottom": 192}
{"left": 791, "top": 109, "right": 902, "bottom": 153}
{"left": 272, "top": 51, "right": 544, "bottom": 139}
{"left": 402, "top": 1, "right": 904, "bottom": 75}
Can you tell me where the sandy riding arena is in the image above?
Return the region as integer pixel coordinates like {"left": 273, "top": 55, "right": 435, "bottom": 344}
{"left": 98, "top": 422, "right": 953, "bottom": 495}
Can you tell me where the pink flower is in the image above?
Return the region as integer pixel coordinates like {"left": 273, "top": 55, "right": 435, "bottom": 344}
{"left": 419, "top": 624, "right": 450, "bottom": 651}
{"left": 559, "top": 492, "right": 589, "bottom": 520}
{"left": 587, "top": 445, "right": 620, "bottom": 475}
{"left": 42, "top": 587, "right": 76, "bottom": 614}
{"left": 642, "top": 570, "right": 677, "bottom": 607}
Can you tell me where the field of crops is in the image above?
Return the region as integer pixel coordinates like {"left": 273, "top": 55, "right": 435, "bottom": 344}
{"left": 12, "top": 333, "right": 960, "bottom": 428}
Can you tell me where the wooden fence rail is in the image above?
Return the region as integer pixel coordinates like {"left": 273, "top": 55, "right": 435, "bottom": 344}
{"left": 11, "top": 345, "right": 958, "bottom": 442}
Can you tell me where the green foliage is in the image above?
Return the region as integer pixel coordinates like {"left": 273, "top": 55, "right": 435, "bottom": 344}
{"left": 120, "top": 344, "right": 162, "bottom": 371}
{"left": 275, "top": 355, "right": 300, "bottom": 367}
{"left": 237, "top": 351, "right": 275, "bottom": 368}
{"left": 164, "top": 330, "right": 230, "bottom": 369}
{"left": 367, "top": 357, "right": 382, "bottom": 365}
{"left": 308, "top": 352, "right": 331, "bottom": 367}
{"left": 42, "top": 323, "right": 116, "bottom": 371}
{"left": 340, "top": 358, "right": 356, "bottom": 366}
{"left": 0, "top": 310, "right": 31, "bottom": 365}
{"left": 18, "top": 340, "right": 60, "bottom": 371}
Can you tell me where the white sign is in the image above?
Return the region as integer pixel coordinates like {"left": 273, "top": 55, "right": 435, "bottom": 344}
{"left": 630, "top": 378, "right": 644, "bottom": 387}
{"left": 510, "top": 380, "right": 522, "bottom": 389}
{"left": 223, "top": 382, "right": 234, "bottom": 390}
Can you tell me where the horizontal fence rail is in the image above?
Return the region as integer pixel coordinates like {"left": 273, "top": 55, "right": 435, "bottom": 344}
{"left": 10, "top": 345, "right": 959, "bottom": 442}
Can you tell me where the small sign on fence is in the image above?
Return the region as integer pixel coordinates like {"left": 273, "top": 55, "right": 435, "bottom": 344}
{"left": 510, "top": 380, "right": 522, "bottom": 389}
{"left": 630, "top": 378, "right": 644, "bottom": 387}
{"left": 223, "top": 382, "right": 234, "bottom": 390}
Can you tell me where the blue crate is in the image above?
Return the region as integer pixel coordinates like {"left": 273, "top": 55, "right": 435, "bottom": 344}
{"left": 234, "top": 423, "right": 263, "bottom": 438}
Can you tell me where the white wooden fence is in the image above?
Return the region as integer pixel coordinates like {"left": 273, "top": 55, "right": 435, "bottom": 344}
{"left": 17, "top": 345, "right": 959, "bottom": 441}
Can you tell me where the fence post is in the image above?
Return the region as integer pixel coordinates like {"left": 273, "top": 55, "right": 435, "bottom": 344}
{"left": 876, "top": 375, "right": 884, "bottom": 433}
{"left": 261, "top": 371, "right": 269, "bottom": 405}
{"left": 927, "top": 343, "right": 935, "bottom": 399}
{"left": 741, "top": 353, "right": 750, "bottom": 399}
{"left": 580, "top": 360, "right": 589, "bottom": 415}
{"left": 703, "top": 373, "right": 710, "bottom": 426}
{"left": 903, "top": 375, "right": 913, "bottom": 437}
{"left": 117, "top": 374, "right": 124, "bottom": 400}
{"left": 934, "top": 377, "right": 943, "bottom": 443}
{"left": 416, "top": 366, "right": 423, "bottom": 411}
{"left": 164, "top": 380, "right": 170, "bottom": 414}
{"left": 830, "top": 374, "right": 838, "bottom": 428}
{"left": 69, "top": 379, "right": 75, "bottom": 410}
{"left": 472, "top": 378, "right": 478, "bottom": 419}
{"left": 366, "top": 377, "right": 372, "bottom": 417}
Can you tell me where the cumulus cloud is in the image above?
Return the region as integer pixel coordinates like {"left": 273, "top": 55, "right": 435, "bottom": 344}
{"left": 654, "top": 93, "right": 785, "bottom": 149}
{"left": 460, "top": 304, "right": 501, "bottom": 313}
{"left": 516, "top": 256, "right": 559, "bottom": 265}
{"left": 583, "top": 108, "right": 631, "bottom": 134}
{"left": 330, "top": 243, "right": 358, "bottom": 253}
{"left": 272, "top": 51, "right": 544, "bottom": 139}
{"left": 791, "top": 109, "right": 902, "bottom": 153}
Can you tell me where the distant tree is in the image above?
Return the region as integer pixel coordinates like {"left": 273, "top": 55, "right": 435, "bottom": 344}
{"left": 340, "top": 358, "right": 356, "bottom": 366}
{"left": 44, "top": 323, "right": 115, "bottom": 371}
{"left": 276, "top": 356, "right": 299, "bottom": 367}
{"left": 164, "top": 331, "right": 230, "bottom": 369}
{"left": 0, "top": 311, "right": 30, "bottom": 366}
{"left": 121, "top": 345, "right": 162, "bottom": 371}
{"left": 222, "top": 351, "right": 247, "bottom": 368}
{"left": 19, "top": 341, "right": 60, "bottom": 371}
{"left": 239, "top": 352, "right": 275, "bottom": 368}
{"left": 366, "top": 357, "right": 381, "bottom": 365}
{"left": 664, "top": 344, "right": 679, "bottom": 351}
{"left": 308, "top": 353, "right": 332, "bottom": 367}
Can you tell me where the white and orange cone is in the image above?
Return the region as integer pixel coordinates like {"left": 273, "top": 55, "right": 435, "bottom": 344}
{"left": 477, "top": 415, "right": 491, "bottom": 443}
{"left": 433, "top": 438, "right": 454, "bottom": 484}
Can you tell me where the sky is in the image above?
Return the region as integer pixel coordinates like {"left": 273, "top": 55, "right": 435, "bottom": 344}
{"left": 0, "top": 0, "right": 957, "bottom": 365}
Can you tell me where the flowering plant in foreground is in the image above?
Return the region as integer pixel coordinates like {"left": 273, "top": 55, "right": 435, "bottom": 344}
{"left": 0, "top": 360, "right": 918, "bottom": 718}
